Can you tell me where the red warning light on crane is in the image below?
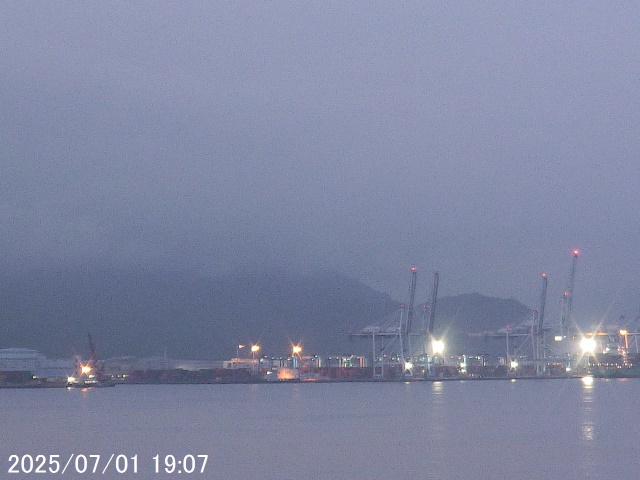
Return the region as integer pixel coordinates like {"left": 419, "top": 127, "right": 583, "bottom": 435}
{"left": 572, "top": 249, "right": 580, "bottom": 256}
{"left": 410, "top": 266, "right": 417, "bottom": 272}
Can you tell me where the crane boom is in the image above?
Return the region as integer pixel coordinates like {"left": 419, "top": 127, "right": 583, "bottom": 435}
{"left": 87, "top": 333, "right": 106, "bottom": 379}
{"left": 537, "top": 273, "right": 548, "bottom": 336}
{"left": 560, "top": 250, "right": 579, "bottom": 338}
{"left": 406, "top": 267, "right": 418, "bottom": 335}
{"left": 427, "top": 271, "right": 439, "bottom": 336}
{"left": 534, "top": 273, "right": 548, "bottom": 370}
{"left": 403, "top": 267, "right": 418, "bottom": 359}
{"left": 88, "top": 333, "right": 99, "bottom": 367}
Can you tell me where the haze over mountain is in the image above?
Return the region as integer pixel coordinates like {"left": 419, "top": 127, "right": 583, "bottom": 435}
{"left": 0, "top": 267, "right": 532, "bottom": 360}
{"left": 2, "top": 3, "right": 640, "bottom": 326}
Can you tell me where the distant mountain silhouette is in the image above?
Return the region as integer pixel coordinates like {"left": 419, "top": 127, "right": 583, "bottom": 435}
{"left": 0, "top": 267, "right": 531, "bottom": 360}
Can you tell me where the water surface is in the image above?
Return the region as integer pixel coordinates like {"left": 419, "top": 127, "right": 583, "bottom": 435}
{"left": 2, "top": 378, "right": 638, "bottom": 479}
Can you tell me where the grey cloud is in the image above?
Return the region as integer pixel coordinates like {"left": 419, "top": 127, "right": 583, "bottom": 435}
{"left": 1, "top": 2, "right": 640, "bottom": 323}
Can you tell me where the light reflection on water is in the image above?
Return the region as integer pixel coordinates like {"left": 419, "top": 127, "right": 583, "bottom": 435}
{"left": 579, "top": 376, "right": 597, "bottom": 478}
{"left": 1, "top": 379, "right": 640, "bottom": 480}
{"left": 581, "top": 376, "right": 595, "bottom": 442}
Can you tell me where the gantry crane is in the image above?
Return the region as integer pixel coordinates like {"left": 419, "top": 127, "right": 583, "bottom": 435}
{"left": 401, "top": 267, "right": 418, "bottom": 361}
{"left": 560, "top": 249, "right": 579, "bottom": 340}
{"left": 534, "top": 273, "right": 548, "bottom": 373}
{"left": 353, "top": 267, "right": 440, "bottom": 379}
{"left": 427, "top": 271, "right": 439, "bottom": 348}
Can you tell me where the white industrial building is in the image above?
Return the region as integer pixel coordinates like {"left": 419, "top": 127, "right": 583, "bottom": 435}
{"left": 0, "top": 348, "right": 73, "bottom": 378}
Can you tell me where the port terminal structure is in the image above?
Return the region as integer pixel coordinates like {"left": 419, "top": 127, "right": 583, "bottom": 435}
{"left": 5, "top": 251, "right": 640, "bottom": 386}
{"left": 351, "top": 268, "right": 444, "bottom": 380}
{"left": 472, "top": 248, "right": 640, "bottom": 380}
{"left": 478, "top": 249, "right": 640, "bottom": 378}
{"left": 352, "top": 251, "right": 640, "bottom": 380}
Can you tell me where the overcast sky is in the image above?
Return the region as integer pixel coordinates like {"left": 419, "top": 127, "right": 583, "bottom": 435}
{"left": 2, "top": 2, "right": 639, "bottom": 326}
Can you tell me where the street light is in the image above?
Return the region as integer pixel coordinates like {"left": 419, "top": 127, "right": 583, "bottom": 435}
{"left": 250, "top": 344, "right": 261, "bottom": 373}
{"left": 431, "top": 339, "right": 445, "bottom": 356}
{"left": 251, "top": 344, "right": 260, "bottom": 360}
{"left": 236, "top": 344, "right": 245, "bottom": 359}
{"left": 620, "top": 330, "right": 629, "bottom": 350}
{"left": 580, "top": 337, "right": 597, "bottom": 354}
{"left": 580, "top": 336, "right": 597, "bottom": 372}
{"left": 292, "top": 344, "right": 302, "bottom": 369}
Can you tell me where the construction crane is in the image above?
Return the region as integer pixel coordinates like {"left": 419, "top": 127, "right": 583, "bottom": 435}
{"left": 68, "top": 334, "right": 113, "bottom": 387}
{"left": 87, "top": 333, "right": 108, "bottom": 382}
{"left": 88, "top": 334, "right": 99, "bottom": 369}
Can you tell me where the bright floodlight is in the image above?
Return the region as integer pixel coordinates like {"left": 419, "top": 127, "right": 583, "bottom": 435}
{"left": 292, "top": 345, "right": 302, "bottom": 355}
{"left": 251, "top": 344, "right": 260, "bottom": 353}
{"left": 580, "top": 337, "right": 597, "bottom": 354}
{"left": 81, "top": 365, "right": 92, "bottom": 375}
{"left": 404, "top": 361, "right": 414, "bottom": 371}
{"left": 510, "top": 360, "right": 519, "bottom": 369}
{"left": 554, "top": 335, "right": 563, "bottom": 342}
{"left": 431, "top": 339, "right": 445, "bottom": 355}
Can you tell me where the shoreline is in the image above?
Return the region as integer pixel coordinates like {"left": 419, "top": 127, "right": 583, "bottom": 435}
{"left": 0, "top": 374, "right": 606, "bottom": 389}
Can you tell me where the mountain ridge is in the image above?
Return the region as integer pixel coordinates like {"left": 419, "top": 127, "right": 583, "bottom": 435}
{"left": 0, "top": 266, "right": 532, "bottom": 359}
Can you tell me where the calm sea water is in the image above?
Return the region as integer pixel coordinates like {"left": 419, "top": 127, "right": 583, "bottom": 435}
{"left": 1, "top": 378, "right": 639, "bottom": 479}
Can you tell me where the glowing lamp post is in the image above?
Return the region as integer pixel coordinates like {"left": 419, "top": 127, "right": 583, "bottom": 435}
{"left": 431, "top": 339, "right": 445, "bottom": 356}
{"left": 250, "top": 344, "right": 261, "bottom": 373}
{"left": 430, "top": 339, "right": 445, "bottom": 369}
{"left": 620, "top": 330, "right": 629, "bottom": 350}
{"left": 292, "top": 345, "right": 302, "bottom": 369}
{"left": 580, "top": 337, "right": 597, "bottom": 355}
{"left": 580, "top": 336, "right": 597, "bottom": 372}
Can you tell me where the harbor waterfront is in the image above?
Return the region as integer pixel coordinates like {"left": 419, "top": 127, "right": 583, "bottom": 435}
{"left": 2, "top": 379, "right": 640, "bottom": 479}
{"left": 3, "top": 345, "right": 640, "bottom": 387}
{"left": 4, "top": 256, "right": 639, "bottom": 387}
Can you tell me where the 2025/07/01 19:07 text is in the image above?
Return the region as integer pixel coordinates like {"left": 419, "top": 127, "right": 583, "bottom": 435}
{"left": 6, "top": 453, "right": 209, "bottom": 475}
